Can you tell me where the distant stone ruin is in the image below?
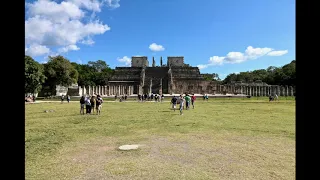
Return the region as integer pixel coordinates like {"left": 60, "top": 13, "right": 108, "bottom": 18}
{"left": 38, "top": 56, "right": 295, "bottom": 97}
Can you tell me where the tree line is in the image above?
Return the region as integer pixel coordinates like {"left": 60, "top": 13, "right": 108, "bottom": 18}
{"left": 25, "top": 55, "right": 114, "bottom": 94}
{"left": 25, "top": 55, "right": 295, "bottom": 95}
{"left": 202, "top": 60, "right": 295, "bottom": 86}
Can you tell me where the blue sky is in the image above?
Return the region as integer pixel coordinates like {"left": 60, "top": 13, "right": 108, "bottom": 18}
{"left": 25, "top": 0, "right": 295, "bottom": 79}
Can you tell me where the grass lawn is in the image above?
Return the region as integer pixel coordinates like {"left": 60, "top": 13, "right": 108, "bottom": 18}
{"left": 25, "top": 99, "right": 295, "bottom": 180}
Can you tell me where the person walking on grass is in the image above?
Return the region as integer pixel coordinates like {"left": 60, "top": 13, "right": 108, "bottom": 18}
{"left": 67, "top": 95, "right": 70, "bottom": 103}
{"left": 96, "top": 95, "right": 103, "bottom": 115}
{"left": 90, "top": 96, "right": 96, "bottom": 114}
{"left": 171, "top": 95, "right": 177, "bottom": 111}
{"left": 61, "top": 95, "right": 65, "bottom": 103}
{"left": 80, "top": 96, "right": 85, "bottom": 115}
{"left": 85, "top": 96, "right": 91, "bottom": 114}
{"left": 191, "top": 94, "right": 196, "bottom": 109}
{"left": 179, "top": 95, "right": 185, "bottom": 115}
{"left": 185, "top": 94, "right": 191, "bottom": 110}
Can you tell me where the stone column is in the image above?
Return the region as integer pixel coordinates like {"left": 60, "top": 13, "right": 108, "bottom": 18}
{"left": 87, "top": 86, "right": 91, "bottom": 95}
{"left": 159, "top": 78, "right": 163, "bottom": 95}
{"left": 286, "top": 86, "right": 289, "bottom": 96}
{"left": 290, "top": 86, "right": 293, "bottom": 96}
{"left": 81, "top": 86, "right": 85, "bottom": 96}
{"left": 149, "top": 79, "right": 152, "bottom": 94}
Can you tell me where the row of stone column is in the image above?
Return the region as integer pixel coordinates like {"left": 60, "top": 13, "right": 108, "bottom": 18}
{"left": 216, "top": 85, "right": 295, "bottom": 96}
{"left": 79, "top": 85, "right": 134, "bottom": 96}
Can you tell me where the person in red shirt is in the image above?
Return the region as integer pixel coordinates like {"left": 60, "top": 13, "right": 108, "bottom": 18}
{"left": 191, "top": 94, "right": 196, "bottom": 109}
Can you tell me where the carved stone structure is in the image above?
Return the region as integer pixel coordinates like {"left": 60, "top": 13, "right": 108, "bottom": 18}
{"left": 39, "top": 56, "right": 295, "bottom": 97}
{"left": 107, "top": 56, "right": 218, "bottom": 95}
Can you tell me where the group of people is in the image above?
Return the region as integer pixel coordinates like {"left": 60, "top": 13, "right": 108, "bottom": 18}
{"left": 138, "top": 93, "right": 164, "bottom": 102}
{"left": 171, "top": 94, "right": 196, "bottom": 115}
{"left": 269, "top": 94, "right": 279, "bottom": 101}
{"left": 60, "top": 95, "right": 71, "bottom": 103}
{"left": 79, "top": 94, "right": 104, "bottom": 115}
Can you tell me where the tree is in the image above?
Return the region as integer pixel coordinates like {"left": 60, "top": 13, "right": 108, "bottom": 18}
{"left": 152, "top": 57, "right": 155, "bottom": 67}
{"left": 25, "top": 55, "right": 46, "bottom": 94}
{"left": 72, "top": 60, "right": 114, "bottom": 86}
{"left": 71, "top": 63, "right": 96, "bottom": 86}
{"left": 44, "top": 56, "right": 78, "bottom": 88}
{"left": 88, "top": 60, "right": 108, "bottom": 72}
{"left": 202, "top": 73, "right": 221, "bottom": 81}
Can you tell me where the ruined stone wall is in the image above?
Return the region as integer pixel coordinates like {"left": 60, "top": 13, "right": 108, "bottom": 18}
{"left": 171, "top": 80, "right": 217, "bottom": 94}
{"left": 167, "top": 57, "right": 184, "bottom": 67}
{"left": 131, "top": 56, "right": 149, "bottom": 67}
{"left": 110, "top": 67, "right": 142, "bottom": 81}
{"left": 216, "top": 84, "right": 295, "bottom": 96}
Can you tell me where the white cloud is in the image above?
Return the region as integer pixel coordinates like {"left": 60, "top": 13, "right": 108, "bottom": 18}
{"left": 209, "top": 56, "right": 224, "bottom": 65}
{"left": 267, "top": 50, "right": 288, "bottom": 56}
{"left": 68, "top": 0, "right": 102, "bottom": 12}
{"left": 81, "top": 38, "right": 95, "bottom": 45}
{"left": 25, "top": 44, "right": 50, "bottom": 57}
{"left": 149, "top": 43, "right": 165, "bottom": 52}
{"left": 198, "top": 46, "right": 288, "bottom": 70}
{"left": 58, "top": 45, "right": 80, "bottom": 53}
{"left": 104, "top": 0, "right": 120, "bottom": 9}
{"left": 197, "top": 64, "right": 208, "bottom": 70}
{"left": 25, "top": 0, "right": 117, "bottom": 57}
{"left": 117, "top": 56, "right": 131, "bottom": 66}
{"left": 245, "top": 46, "right": 273, "bottom": 59}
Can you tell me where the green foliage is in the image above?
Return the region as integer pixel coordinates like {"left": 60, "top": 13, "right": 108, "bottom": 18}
{"left": 223, "top": 60, "right": 296, "bottom": 86}
{"left": 72, "top": 60, "right": 114, "bottom": 86}
{"left": 44, "top": 56, "right": 78, "bottom": 87}
{"left": 202, "top": 73, "right": 221, "bottom": 81}
{"left": 25, "top": 55, "right": 46, "bottom": 94}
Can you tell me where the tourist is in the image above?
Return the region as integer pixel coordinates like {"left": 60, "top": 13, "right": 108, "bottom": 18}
{"left": 85, "top": 96, "right": 91, "bottom": 114}
{"left": 154, "top": 94, "right": 158, "bottom": 102}
{"left": 67, "top": 95, "right": 70, "bottom": 103}
{"left": 115, "top": 95, "right": 117, "bottom": 101}
{"left": 205, "top": 94, "right": 209, "bottom": 101}
{"left": 269, "top": 95, "right": 274, "bottom": 102}
{"left": 179, "top": 95, "right": 185, "bottom": 115}
{"left": 185, "top": 94, "right": 191, "bottom": 110}
{"left": 124, "top": 94, "right": 127, "bottom": 101}
{"left": 61, "top": 95, "right": 65, "bottom": 103}
{"left": 203, "top": 94, "right": 206, "bottom": 101}
{"left": 275, "top": 94, "right": 278, "bottom": 101}
{"left": 171, "top": 96, "right": 177, "bottom": 111}
{"left": 80, "top": 96, "right": 85, "bottom": 115}
{"left": 191, "top": 94, "right": 196, "bottom": 109}
{"left": 161, "top": 94, "right": 164, "bottom": 102}
{"left": 96, "top": 95, "right": 103, "bottom": 115}
{"left": 90, "top": 96, "right": 96, "bottom": 113}
{"left": 144, "top": 94, "right": 148, "bottom": 101}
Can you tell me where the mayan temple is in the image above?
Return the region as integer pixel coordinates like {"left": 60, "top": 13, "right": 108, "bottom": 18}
{"left": 107, "top": 56, "right": 217, "bottom": 95}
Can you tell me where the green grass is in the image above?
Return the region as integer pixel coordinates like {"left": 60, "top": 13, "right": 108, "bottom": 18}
{"left": 25, "top": 99, "right": 295, "bottom": 180}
